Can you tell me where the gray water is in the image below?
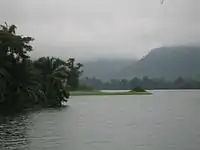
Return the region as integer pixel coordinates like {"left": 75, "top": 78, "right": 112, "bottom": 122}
{"left": 1, "top": 90, "right": 200, "bottom": 150}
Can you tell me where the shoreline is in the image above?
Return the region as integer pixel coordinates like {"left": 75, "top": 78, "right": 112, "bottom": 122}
{"left": 70, "top": 91, "right": 151, "bottom": 96}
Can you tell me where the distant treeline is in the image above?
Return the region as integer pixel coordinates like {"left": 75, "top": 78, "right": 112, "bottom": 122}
{"left": 0, "top": 23, "right": 83, "bottom": 114}
{"left": 80, "top": 77, "right": 200, "bottom": 90}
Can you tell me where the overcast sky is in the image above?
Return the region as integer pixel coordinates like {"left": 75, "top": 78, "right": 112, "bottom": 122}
{"left": 0, "top": 0, "right": 200, "bottom": 60}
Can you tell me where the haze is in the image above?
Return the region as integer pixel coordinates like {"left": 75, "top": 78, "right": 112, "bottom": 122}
{"left": 0, "top": 0, "right": 199, "bottom": 60}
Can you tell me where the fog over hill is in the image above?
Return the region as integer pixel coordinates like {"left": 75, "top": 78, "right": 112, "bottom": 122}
{"left": 82, "top": 46, "right": 200, "bottom": 81}
{"left": 117, "top": 46, "right": 200, "bottom": 80}
{"left": 81, "top": 59, "right": 137, "bottom": 81}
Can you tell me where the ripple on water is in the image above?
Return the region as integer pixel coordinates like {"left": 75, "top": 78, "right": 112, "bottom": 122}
{"left": 0, "top": 115, "right": 30, "bottom": 150}
{"left": 1, "top": 90, "right": 200, "bottom": 150}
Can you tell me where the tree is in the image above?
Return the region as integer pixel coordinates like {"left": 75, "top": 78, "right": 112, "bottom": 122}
{"left": 67, "top": 58, "right": 83, "bottom": 90}
{"left": 34, "top": 57, "right": 69, "bottom": 107}
{"left": 0, "top": 23, "right": 84, "bottom": 113}
{"left": 0, "top": 23, "right": 38, "bottom": 112}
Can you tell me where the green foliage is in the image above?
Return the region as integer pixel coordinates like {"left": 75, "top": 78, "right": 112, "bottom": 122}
{"left": 67, "top": 58, "right": 83, "bottom": 90}
{"left": 0, "top": 23, "right": 36, "bottom": 112}
{"left": 34, "top": 57, "right": 69, "bottom": 107}
{"left": 131, "top": 87, "right": 146, "bottom": 92}
{"left": 0, "top": 23, "right": 83, "bottom": 114}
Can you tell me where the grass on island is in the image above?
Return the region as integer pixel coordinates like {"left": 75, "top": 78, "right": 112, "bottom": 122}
{"left": 70, "top": 91, "right": 151, "bottom": 96}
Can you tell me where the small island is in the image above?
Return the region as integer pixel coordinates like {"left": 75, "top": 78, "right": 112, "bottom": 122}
{"left": 70, "top": 87, "right": 151, "bottom": 96}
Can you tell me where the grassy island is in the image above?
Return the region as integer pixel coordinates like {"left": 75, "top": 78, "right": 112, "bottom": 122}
{"left": 70, "top": 90, "right": 151, "bottom": 96}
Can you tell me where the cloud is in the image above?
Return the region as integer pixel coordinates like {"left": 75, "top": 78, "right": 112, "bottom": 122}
{"left": 0, "top": 0, "right": 200, "bottom": 60}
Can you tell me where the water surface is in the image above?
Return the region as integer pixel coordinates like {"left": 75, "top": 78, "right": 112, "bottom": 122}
{"left": 1, "top": 90, "right": 200, "bottom": 150}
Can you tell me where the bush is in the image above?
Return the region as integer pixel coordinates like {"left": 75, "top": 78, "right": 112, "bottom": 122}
{"left": 131, "top": 87, "right": 146, "bottom": 92}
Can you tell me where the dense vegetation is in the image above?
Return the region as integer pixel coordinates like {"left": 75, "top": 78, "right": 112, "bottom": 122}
{"left": 0, "top": 23, "right": 82, "bottom": 113}
{"left": 80, "top": 76, "right": 200, "bottom": 90}
{"left": 131, "top": 87, "right": 146, "bottom": 92}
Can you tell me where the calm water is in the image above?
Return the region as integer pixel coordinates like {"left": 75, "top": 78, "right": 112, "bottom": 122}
{"left": 1, "top": 90, "right": 200, "bottom": 150}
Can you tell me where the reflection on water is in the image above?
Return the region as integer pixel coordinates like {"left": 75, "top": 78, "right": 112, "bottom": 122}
{"left": 0, "top": 115, "right": 30, "bottom": 149}
{"left": 0, "top": 90, "right": 200, "bottom": 150}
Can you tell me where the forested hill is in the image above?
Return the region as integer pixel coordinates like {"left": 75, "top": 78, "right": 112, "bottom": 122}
{"left": 118, "top": 46, "right": 200, "bottom": 80}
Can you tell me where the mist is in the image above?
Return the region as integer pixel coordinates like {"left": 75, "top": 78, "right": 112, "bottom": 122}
{"left": 0, "top": 0, "right": 200, "bottom": 60}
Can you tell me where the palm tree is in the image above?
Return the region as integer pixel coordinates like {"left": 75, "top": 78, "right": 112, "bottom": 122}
{"left": 34, "top": 57, "right": 69, "bottom": 107}
{"left": 67, "top": 58, "right": 83, "bottom": 90}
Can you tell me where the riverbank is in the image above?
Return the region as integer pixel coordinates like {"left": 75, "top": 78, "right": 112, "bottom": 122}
{"left": 70, "top": 91, "right": 151, "bottom": 96}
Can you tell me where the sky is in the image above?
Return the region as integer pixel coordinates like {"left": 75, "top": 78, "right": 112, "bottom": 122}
{"left": 0, "top": 0, "right": 200, "bottom": 61}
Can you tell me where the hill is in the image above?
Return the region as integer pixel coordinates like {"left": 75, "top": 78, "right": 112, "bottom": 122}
{"left": 81, "top": 59, "right": 136, "bottom": 81}
{"left": 119, "top": 46, "right": 200, "bottom": 80}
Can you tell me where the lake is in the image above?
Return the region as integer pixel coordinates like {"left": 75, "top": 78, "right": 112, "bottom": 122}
{"left": 1, "top": 90, "right": 200, "bottom": 150}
